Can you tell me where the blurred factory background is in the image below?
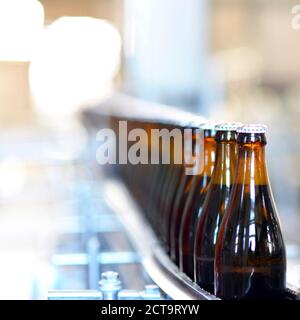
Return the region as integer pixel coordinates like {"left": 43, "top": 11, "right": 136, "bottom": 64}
{"left": 0, "top": 0, "right": 300, "bottom": 299}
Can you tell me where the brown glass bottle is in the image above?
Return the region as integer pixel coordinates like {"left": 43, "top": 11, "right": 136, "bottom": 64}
{"left": 157, "top": 124, "right": 184, "bottom": 244}
{"left": 215, "top": 125, "right": 286, "bottom": 300}
{"left": 162, "top": 122, "right": 203, "bottom": 254}
{"left": 145, "top": 120, "right": 164, "bottom": 223}
{"left": 139, "top": 120, "right": 155, "bottom": 218}
{"left": 193, "top": 122, "right": 242, "bottom": 291}
{"left": 128, "top": 119, "right": 150, "bottom": 207}
{"left": 149, "top": 123, "right": 174, "bottom": 237}
{"left": 170, "top": 122, "right": 218, "bottom": 267}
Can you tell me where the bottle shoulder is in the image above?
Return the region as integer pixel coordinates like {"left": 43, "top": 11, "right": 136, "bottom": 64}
{"left": 219, "top": 184, "right": 286, "bottom": 257}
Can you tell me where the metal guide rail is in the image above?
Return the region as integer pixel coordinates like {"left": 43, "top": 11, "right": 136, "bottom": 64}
{"left": 83, "top": 93, "right": 206, "bottom": 127}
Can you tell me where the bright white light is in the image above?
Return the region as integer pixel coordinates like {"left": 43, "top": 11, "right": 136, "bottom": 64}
{"left": 29, "top": 17, "right": 121, "bottom": 122}
{"left": 0, "top": 0, "right": 44, "bottom": 61}
{"left": 0, "top": 158, "right": 27, "bottom": 198}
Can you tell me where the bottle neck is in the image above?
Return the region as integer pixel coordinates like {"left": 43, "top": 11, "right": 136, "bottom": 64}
{"left": 203, "top": 135, "right": 216, "bottom": 177}
{"left": 235, "top": 138, "right": 269, "bottom": 185}
{"left": 188, "top": 129, "right": 216, "bottom": 176}
{"left": 212, "top": 131, "right": 237, "bottom": 185}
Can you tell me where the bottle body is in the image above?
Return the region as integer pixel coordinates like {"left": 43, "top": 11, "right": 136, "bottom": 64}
{"left": 179, "top": 131, "right": 217, "bottom": 279}
{"left": 215, "top": 131, "right": 286, "bottom": 300}
{"left": 161, "top": 126, "right": 188, "bottom": 253}
{"left": 168, "top": 126, "right": 208, "bottom": 265}
{"left": 194, "top": 128, "right": 239, "bottom": 292}
{"left": 170, "top": 173, "right": 195, "bottom": 264}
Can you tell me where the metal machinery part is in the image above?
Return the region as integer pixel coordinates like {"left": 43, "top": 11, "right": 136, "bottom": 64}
{"left": 49, "top": 178, "right": 218, "bottom": 300}
{"left": 49, "top": 271, "right": 163, "bottom": 300}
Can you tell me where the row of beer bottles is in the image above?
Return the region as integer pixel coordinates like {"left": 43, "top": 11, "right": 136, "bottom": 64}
{"left": 114, "top": 118, "right": 286, "bottom": 300}
{"left": 181, "top": 122, "right": 286, "bottom": 299}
